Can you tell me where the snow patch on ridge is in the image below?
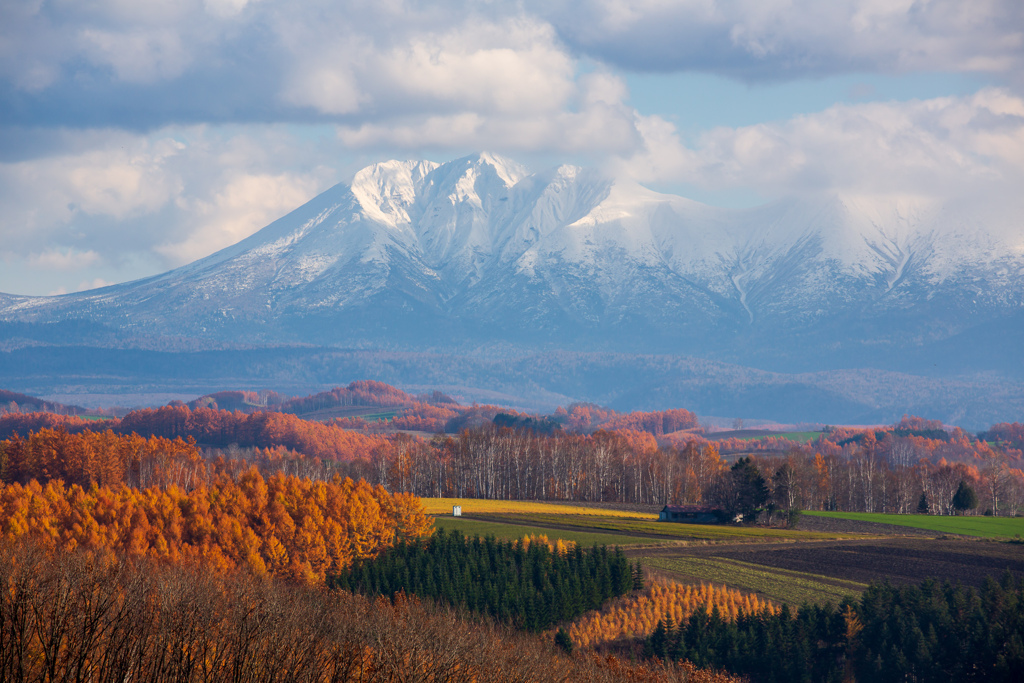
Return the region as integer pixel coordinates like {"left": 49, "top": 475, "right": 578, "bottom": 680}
{"left": 351, "top": 160, "right": 439, "bottom": 228}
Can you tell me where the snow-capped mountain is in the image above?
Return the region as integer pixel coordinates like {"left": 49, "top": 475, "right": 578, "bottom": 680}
{"left": 2, "top": 152, "right": 1022, "bottom": 370}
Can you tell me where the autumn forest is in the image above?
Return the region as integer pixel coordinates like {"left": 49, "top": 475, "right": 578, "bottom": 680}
{"left": 1, "top": 382, "right": 1023, "bottom": 681}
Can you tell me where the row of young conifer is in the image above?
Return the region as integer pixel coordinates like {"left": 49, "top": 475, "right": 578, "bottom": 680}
{"left": 644, "top": 573, "right": 1024, "bottom": 683}
{"left": 569, "top": 578, "right": 778, "bottom": 651}
{"left": 330, "top": 528, "right": 642, "bottom": 632}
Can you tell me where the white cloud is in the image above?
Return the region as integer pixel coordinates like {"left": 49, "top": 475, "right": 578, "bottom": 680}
{"left": 3, "top": 0, "right": 1020, "bottom": 134}
{"left": 204, "top": 0, "right": 257, "bottom": 19}
{"left": 78, "top": 27, "right": 192, "bottom": 84}
{"left": 283, "top": 63, "right": 365, "bottom": 116}
{"left": 67, "top": 141, "right": 185, "bottom": 218}
{"left": 333, "top": 57, "right": 639, "bottom": 153}
{"left": 157, "top": 171, "right": 325, "bottom": 264}
{"left": 373, "top": 18, "right": 574, "bottom": 115}
{"left": 580, "top": 71, "right": 630, "bottom": 107}
{"left": 77, "top": 277, "right": 113, "bottom": 291}
{"left": 337, "top": 104, "right": 640, "bottom": 153}
{"left": 280, "top": 15, "right": 576, "bottom": 120}
{"left": 620, "top": 88, "right": 1024, "bottom": 201}
{"left": 0, "top": 132, "right": 185, "bottom": 248}
{"left": 29, "top": 248, "right": 102, "bottom": 271}
{"left": 0, "top": 125, "right": 337, "bottom": 293}
{"left": 538, "top": 0, "right": 1024, "bottom": 80}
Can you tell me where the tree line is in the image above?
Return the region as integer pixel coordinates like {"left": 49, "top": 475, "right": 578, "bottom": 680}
{"left": 335, "top": 425, "right": 1024, "bottom": 518}
{"left": 4, "top": 411, "right": 1023, "bottom": 517}
{"left": 0, "top": 407, "right": 393, "bottom": 462}
{"left": 1, "top": 381, "right": 700, "bottom": 443}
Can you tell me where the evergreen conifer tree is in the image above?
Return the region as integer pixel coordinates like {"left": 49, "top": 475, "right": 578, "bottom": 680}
{"left": 633, "top": 562, "right": 645, "bottom": 590}
{"left": 952, "top": 480, "right": 979, "bottom": 514}
{"left": 555, "top": 627, "right": 574, "bottom": 654}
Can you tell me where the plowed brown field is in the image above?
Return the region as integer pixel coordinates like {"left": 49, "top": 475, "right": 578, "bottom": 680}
{"left": 633, "top": 538, "right": 1024, "bottom": 590}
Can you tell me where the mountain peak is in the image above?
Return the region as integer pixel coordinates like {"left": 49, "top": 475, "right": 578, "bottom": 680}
{"left": 350, "top": 160, "right": 439, "bottom": 228}
{"left": 455, "top": 151, "right": 529, "bottom": 188}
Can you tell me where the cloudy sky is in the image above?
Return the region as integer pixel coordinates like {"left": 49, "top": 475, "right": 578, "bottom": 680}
{"left": 1, "top": 0, "right": 1022, "bottom": 295}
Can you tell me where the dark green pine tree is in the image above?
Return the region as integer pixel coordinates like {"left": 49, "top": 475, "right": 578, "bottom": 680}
{"left": 648, "top": 618, "right": 668, "bottom": 660}
{"left": 662, "top": 613, "right": 676, "bottom": 660}
{"left": 633, "top": 562, "right": 645, "bottom": 590}
{"left": 555, "top": 627, "right": 574, "bottom": 654}
{"left": 952, "top": 480, "right": 979, "bottom": 515}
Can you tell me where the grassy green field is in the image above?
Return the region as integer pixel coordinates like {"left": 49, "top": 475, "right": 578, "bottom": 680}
{"left": 432, "top": 517, "right": 654, "bottom": 548}
{"left": 360, "top": 410, "right": 399, "bottom": 421}
{"left": 804, "top": 511, "right": 1024, "bottom": 539}
{"left": 638, "top": 555, "right": 866, "bottom": 606}
{"left": 308, "top": 408, "right": 400, "bottom": 423}
{"left": 474, "top": 512, "right": 860, "bottom": 542}
{"left": 737, "top": 431, "right": 821, "bottom": 443}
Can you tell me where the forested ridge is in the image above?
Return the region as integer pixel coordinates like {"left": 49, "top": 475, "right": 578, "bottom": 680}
{"left": 0, "top": 405, "right": 393, "bottom": 462}
{"left": 0, "top": 380, "right": 699, "bottom": 442}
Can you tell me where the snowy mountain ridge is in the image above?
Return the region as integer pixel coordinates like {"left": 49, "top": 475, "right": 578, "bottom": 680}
{"left": 1, "top": 152, "right": 1022, "bottom": 371}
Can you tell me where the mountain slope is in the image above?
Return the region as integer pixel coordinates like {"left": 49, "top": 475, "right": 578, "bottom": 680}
{"left": 1, "top": 153, "right": 1022, "bottom": 372}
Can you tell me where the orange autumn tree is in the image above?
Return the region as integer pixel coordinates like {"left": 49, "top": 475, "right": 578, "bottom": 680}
{"left": 565, "top": 578, "right": 778, "bottom": 650}
{"left": 0, "top": 468, "right": 433, "bottom": 586}
{"left": 601, "top": 409, "right": 699, "bottom": 436}
{"left": 0, "top": 428, "right": 205, "bottom": 489}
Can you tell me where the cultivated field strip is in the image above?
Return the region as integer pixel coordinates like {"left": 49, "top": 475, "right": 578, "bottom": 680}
{"left": 710, "top": 538, "right": 1024, "bottom": 589}
{"left": 472, "top": 512, "right": 862, "bottom": 542}
{"left": 638, "top": 554, "right": 867, "bottom": 606}
{"left": 432, "top": 517, "right": 650, "bottom": 548}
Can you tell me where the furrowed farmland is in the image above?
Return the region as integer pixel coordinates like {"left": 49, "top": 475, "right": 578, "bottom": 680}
{"left": 422, "top": 498, "right": 1024, "bottom": 608}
